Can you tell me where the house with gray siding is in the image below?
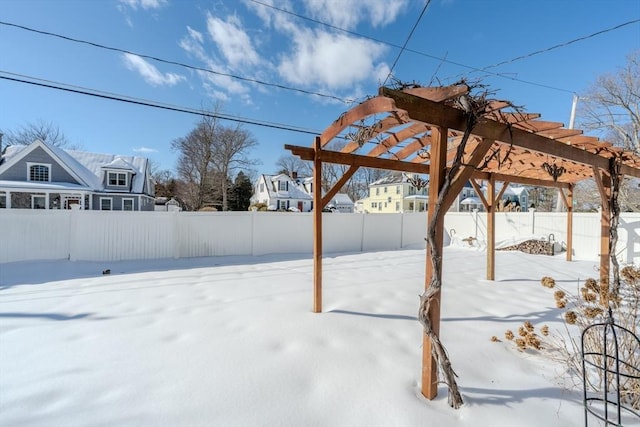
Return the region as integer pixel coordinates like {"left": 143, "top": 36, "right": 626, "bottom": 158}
{"left": 0, "top": 139, "right": 155, "bottom": 210}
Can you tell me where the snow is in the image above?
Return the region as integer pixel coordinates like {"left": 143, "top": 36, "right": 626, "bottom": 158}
{"left": 0, "top": 247, "right": 601, "bottom": 426}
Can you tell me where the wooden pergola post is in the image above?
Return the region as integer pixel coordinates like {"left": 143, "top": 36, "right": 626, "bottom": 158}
{"left": 313, "top": 136, "right": 323, "bottom": 313}
{"left": 422, "top": 126, "right": 447, "bottom": 400}
{"left": 563, "top": 185, "right": 574, "bottom": 261}
{"left": 486, "top": 175, "right": 496, "bottom": 281}
{"left": 593, "top": 166, "right": 611, "bottom": 284}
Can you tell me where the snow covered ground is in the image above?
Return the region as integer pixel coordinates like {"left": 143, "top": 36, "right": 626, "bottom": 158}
{"left": 0, "top": 247, "right": 603, "bottom": 426}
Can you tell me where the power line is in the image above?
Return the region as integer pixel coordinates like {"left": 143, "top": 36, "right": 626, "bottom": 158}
{"left": 250, "top": 0, "right": 637, "bottom": 95}
{"left": 0, "top": 20, "right": 352, "bottom": 104}
{"left": 0, "top": 70, "right": 323, "bottom": 136}
{"left": 454, "top": 18, "right": 640, "bottom": 80}
{"left": 248, "top": 0, "right": 569, "bottom": 91}
{"left": 383, "top": 0, "right": 432, "bottom": 86}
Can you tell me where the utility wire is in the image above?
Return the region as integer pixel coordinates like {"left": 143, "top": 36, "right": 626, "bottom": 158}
{"left": 383, "top": 0, "right": 432, "bottom": 86}
{"left": 0, "top": 20, "right": 352, "bottom": 104}
{"left": 250, "top": 0, "right": 637, "bottom": 94}
{"left": 454, "top": 18, "right": 640, "bottom": 80}
{"left": 0, "top": 71, "right": 323, "bottom": 136}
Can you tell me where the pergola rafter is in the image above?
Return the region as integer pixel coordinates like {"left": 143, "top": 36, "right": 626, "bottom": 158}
{"left": 285, "top": 83, "right": 640, "bottom": 403}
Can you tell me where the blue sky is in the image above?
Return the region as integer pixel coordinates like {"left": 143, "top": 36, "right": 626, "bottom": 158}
{"left": 2, "top": 0, "right": 639, "bottom": 177}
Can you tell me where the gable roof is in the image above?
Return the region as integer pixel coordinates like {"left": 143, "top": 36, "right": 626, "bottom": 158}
{"left": 0, "top": 140, "right": 149, "bottom": 193}
{"left": 261, "top": 174, "right": 313, "bottom": 200}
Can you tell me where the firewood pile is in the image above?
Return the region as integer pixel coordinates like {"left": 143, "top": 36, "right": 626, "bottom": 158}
{"left": 498, "top": 239, "right": 554, "bottom": 255}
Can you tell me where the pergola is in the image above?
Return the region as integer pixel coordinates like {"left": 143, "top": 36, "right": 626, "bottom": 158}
{"left": 285, "top": 84, "right": 640, "bottom": 401}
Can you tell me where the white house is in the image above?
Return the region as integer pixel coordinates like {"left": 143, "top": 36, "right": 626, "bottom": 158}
{"left": 250, "top": 173, "right": 354, "bottom": 212}
{"left": 453, "top": 181, "right": 529, "bottom": 212}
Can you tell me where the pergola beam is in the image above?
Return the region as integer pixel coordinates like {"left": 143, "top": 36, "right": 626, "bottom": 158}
{"left": 381, "top": 88, "right": 640, "bottom": 179}
{"left": 285, "top": 144, "right": 431, "bottom": 175}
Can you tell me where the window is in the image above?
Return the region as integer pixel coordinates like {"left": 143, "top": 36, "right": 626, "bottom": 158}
{"left": 409, "top": 186, "right": 416, "bottom": 195}
{"left": 32, "top": 195, "right": 46, "bottom": 209}
{"left": 100, "top": 198, "right": 112, "bottom": 210}
{"left": 378, "top": 203, "right": 382, "bottom": 211}
{"left": 259, "top": 183, "right": 264, "bottom": 192}
{"left": 122, "top": 198, "right": 134, "bottom": 211}
{"left": 371, "top": 202, "right": 377, "bottom": 208}
{"left": 0, "top": 192, "right": 6, "bottom": 208}
{"left": 396, "top": 185, "right": 400, "bottom": 194}
{"left": 375, "top": 188, "right": 380, "bottom": 195}
{"left": 278, "top": 181, "right": 288, "bottom": 191}
{"left": 108, "top": 172, "right": 127, "bottom": 187}
{"left": 395, "top": 201, "right": 400, "bottom": 211}
{"left": 28, "top": 163, "right": 50, "bottom": 182}
{"left": 387, "top": 197, "right": 391, "bottom": 203}
{"left": 384, "top": 187, "right": 387, "bottom": 193}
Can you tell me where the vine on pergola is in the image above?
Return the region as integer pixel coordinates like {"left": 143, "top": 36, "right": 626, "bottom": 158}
{"left": 418, "top": 82, "right": 519, "bottom": 408}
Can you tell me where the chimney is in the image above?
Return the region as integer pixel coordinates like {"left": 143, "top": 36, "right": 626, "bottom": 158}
{"left": 291, "top": 171, "right": 298, "bottom": 180}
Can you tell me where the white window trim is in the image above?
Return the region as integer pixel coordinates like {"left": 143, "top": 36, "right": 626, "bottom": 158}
{"left": 32, "top": 194, "right": 47, "bottom": 209}
{"left": 107, "top": 171, "right": 129, "bottom": 187}
{"left": 27, "top": 162, "right": 52, "bottom": 182}
{"left": 122, "top": 198, "right": 135, "bottom": 211}
{"left": 100, "top": 197, "right": 113, "bottom": 211}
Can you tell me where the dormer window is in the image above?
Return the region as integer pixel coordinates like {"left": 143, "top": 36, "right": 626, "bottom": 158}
{"left": 108, "top": 171, "right": 128, "bottom": 187}
{"left": 278, "top": 180, "right": 288, "bottom": 191}
{"left": 28, "top": 163, "right": 51, "bottom": 182}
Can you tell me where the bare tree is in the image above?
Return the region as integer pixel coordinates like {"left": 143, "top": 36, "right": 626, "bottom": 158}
{"left": 172, "top": 109, "right": 258, "bottom": 211}
{"left": 576, "top": 50, "right": 640, "bottom": 210}
{"left": 275, "top": 153, "right": 312, "bottom": 176}
{"left": 211, "top": 124, "right": 258, "bottom": 211}
{"left": 171, "top": 117, "right": 216, "bottom": 210}
{"left": 2, "top": 120, "right": 72, "bottom": 148}
{"left": 578, "top": 50, "right": 639, "bottom": 152}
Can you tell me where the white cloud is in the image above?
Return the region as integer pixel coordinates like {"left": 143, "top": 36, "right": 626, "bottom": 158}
{"left": 303, "top": 0, "right": 409, "bottom": 29}
{"left": 179, "top": 26, "right": 251, "bottom": 98}
{"left": 278, "top": 29, "right": 389, "bottom": 91}
{"left": 206, "top": 12, "right": 260, "bottom": 69}
{"left": 133, "top": 147, "right": 158, "bottom": 153}
{"left": 186, "top": 26, "right": 203, "bottom": 44}
{"left": 122, "top": 53, "right": 185, "bottom": 87}
{"left": 118, "top": 0, "right": 168, "bottom": 10}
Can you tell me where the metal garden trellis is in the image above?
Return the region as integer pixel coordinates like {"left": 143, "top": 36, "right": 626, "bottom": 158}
{"left": 582, "top": 310, "right": 640, "bottom": 426}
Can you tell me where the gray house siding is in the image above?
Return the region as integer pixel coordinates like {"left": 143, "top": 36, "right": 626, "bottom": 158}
{"left": 102, "top": 171, "right": 134, "bottom": 192}
{"left": 89, "top": 195, "right": 154, "bottom": 211}
{"left": 0, "top": 146, "right": 81, "bottom": 184}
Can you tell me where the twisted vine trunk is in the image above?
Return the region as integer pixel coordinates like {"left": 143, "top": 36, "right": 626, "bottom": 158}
{"left": 417, "top": 112, "right": 476, "bottom": 409}
{"left": 608, "top": 157, "right": 622, "bottom": 298}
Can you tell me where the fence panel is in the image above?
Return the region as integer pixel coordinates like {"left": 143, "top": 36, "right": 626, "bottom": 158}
{"left": 178, "top": 212, "right": 253, "bottom": 258}
{"left": 0, "top": 210, "right": 70, "bottom": 262}
{"left": 323, "top": 213, "right": 364, "bottom": 253}
{"left": 252, "top": 212, "right": 312, "bottom": 256}
{"left": 70, "top": 211, "right": 176, "bottom": 261}
{"left": 362, "top": 214, "right": 402, "bottom": 252}
{"left": 401, "top": 213, "right": 427, "bottom": 248}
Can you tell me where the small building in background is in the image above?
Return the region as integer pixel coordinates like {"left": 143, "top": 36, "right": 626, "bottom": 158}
{"left": 250, "top": 172, "right": 353, "bottom": 212}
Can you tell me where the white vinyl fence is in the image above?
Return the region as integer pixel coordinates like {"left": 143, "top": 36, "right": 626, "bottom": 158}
{"left": 0, "top": 210, "right": 427, "bottom": 263}
{"left": 444, "top": 210, "right": 640, "bottom": 263}
{"left": 3, "top": 209, "right": 640, "bottom": 264}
